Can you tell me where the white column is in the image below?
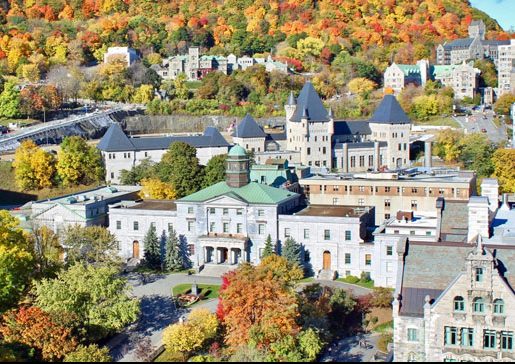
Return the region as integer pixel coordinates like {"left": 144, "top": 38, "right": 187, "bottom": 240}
{"left": 231, "top": 249, "right": 236, "bottom": 265}
{"left": 216, "top": 248, "right": 222, "bottom": 264}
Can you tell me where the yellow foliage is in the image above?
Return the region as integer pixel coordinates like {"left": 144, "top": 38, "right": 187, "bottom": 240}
{"left": 132, "top": 85, "right": 155, "bottom": 104}
{"left": 139, "top": 179, "right": 177, "bottom": 200}
{"left": 13, "top": 140, "right": 56, "bottom": 190}
{"left": 492, "top": 149, "right": 515, "bottom": 193}
{"left": 348, "top": 77, "right": 377, "bottom": 96}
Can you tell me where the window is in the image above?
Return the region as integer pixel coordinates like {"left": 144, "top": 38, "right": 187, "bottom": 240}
{"left": 345, "top": 230, "right": 352, "bottom": 241}
{"left": 116, "top": 221, "right": 121, "bottom": 230}
{"left": 223, "top": 223, "right": 229, "bottom": 233}
{"left": 307, "top": 147, "right": 311, "bottom": 155}
{"left": 411, "top": 200, "right": 418, "bottom": 209}
{"left": 368, "top": 155, "right": 373, "bottom": 167}
{"left": 445, "top": 327, "right": 458, "bottom": 346}
{"left": 258, "top": 224, "right": 265, "bottom": 235}
{"left": 324, "top": 230, "right": 331, "bottom": 240}
{"left": 236, "top": 223, "right": 243, "bottom": 234}
{"left": 426, "top": 231, "right": 432, "bottom": 236}
{"left": 454, "top": 296, "right": 465, "bottom": 312}
{"left": 345, "top": 253, "right": 351, "bottom": 264}
{"left": 387, "top": 246, "right": 393, "bottom": 256}
{"left": 133, "top": 221, "right": 139, "bottom": 231}
{"left": 237, "top": 209, "right": 243, "bottom": 215}
{"left": 209, "top": 222, "right": 216, "bottom": 233}
{"left": 168, "top": 223, "right": 174, "bottom": 232}
{"left": 410, "top": 230, "right": 416, "bottom": 235}
{"left": 475, "top": 267, "right": 484, "bottom": 282}
{"left": 304, "top": 229, "right": 310, "bottom": 239}
{"left": 110, "top": 172, "right": 115, "bottom": 179}
{"left": 359, "top": 186, "right": 365, "bottom": 192}
{"left": 188, "top": 207, "right": 194, "bottom": 214}
{"left": 351, "top": 156, "right": 356, "bottom": 168}
{"left": 209, "top": 208, "right": 215, "bottom": 214}
{"left": 385, "top": 186, "right": 391, "bottom": 193}
{"left": 502, "top": 332, "right": 513, "bottom": 351}
{"left": 333, "top": 198, "right": 339, "bottom": 205}
{"left": 484, "top": 330, "right": 496, "bottom": 349}
{"left": 461, "top": 328, "right": 474, "bottom": 347}
{"left": 407, "top": 328, "right": 418, "bottom": 342}
{"left": 258, "top": 209, "right": 265, "bottom": 217}
{"left": 411, "top": 188, "right": 418, "bottom": 193}
{"left": 150, "top": 222, "right": 156, "bottom": 229}
{"left": 223, "top": 208, "right": 229, "bottom": 215}
{"left": 359, "top": 156, "right": 365, "bottom": 167}
{"left": 358, "top": 198, "right": 365, "bottom": 206}
{"left": 284, "top": 228, "right": 291, "bottom": 238}
{"left": 187, "top": 244, "right": 195, "bottom": 256}
{"left": 473, "top": 297, "right": 485, "bottom": 313}
{"left": 365, "top": 254, "right": 372, "bottom": 266}
{"left": 494, "top": 299, "right": 505, "bottom": 315}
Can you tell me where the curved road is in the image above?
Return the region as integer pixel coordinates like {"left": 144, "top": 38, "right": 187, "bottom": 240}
{"left": 452, "top": 109, "right": 508, "bottom": 145}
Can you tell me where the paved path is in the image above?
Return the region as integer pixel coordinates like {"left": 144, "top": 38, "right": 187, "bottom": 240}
{"left": 320, "top": 332, "right": 383, "bottom": 362}
{"left": 453, "top": 109, "right": 508, "bottom": 145}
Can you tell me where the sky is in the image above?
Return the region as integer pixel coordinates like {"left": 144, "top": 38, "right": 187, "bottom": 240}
{"left": 469, "top": 0, "right": 515, "bottom": 31}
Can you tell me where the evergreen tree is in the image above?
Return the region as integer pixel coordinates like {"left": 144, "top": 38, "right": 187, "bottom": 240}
{"left": 262, "top": 234, "right": 275, "bottom": 258}
{"left": 282, "top": 237, "right": 302, "bottom": 267}
{"left": 164, "top": 228, "right": 184, "bottom": 272}
{"left": 143, "top": 224, "right": 161, "bottom": 270}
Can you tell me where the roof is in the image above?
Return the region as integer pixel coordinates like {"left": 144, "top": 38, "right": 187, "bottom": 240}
{"left": 33, "top": 185, "right": 141, "bottom": 206}
{"left": 294, "top": 205, "right": 367, "bottom": 218}
{"left": 179, "top": 181, "right": 299, "bottom": 205}
{"left": 369, "top": 95, "right": 411, "bottom": 124}
{"left": 97, "top": 126, "right": 230, "bottom": 152}
{"left": 287, "top": 91, "right": 296, "bottom": 106}
{"left": 334, "top": 121, "right": 371, "bottom": 136}
{"left": 232, "top": 114, "right": 266, "bottom": 138}
{"left": 228, "top": 145, "right": 247, "bottom": 157}
{"left": 395, "top": 64, "right": 421, "bottom": 76}
{"left": 444, "top": 38, "right": 474, "bottom": 49}
{"left": 290, "top": 82, "right": 329, "bottom": 123}
{"left": 125, "top": 200, "right": 177, "bottom": 211}
{"left": 399, "top": 241, "right": 515, "bottom": 317}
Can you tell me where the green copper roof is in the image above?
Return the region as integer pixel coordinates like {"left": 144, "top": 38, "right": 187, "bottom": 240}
{"left": 396, "top": 64, "right": 421, "bottom": 75}
{"left": 431, "top": 65, "right": 455, "bottom": 78}
{"left": 179, "top": 181, "right": 298, "bottom": 204}
{"left": 228, "top": 145, "right": 247, "bottom": 157}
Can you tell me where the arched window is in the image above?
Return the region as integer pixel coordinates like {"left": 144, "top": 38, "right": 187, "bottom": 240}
{"left": 407, "top": 352, "right": 416, "bottom": 362}
{"left": 454, "top": 296, "right": 465, "bottom": 312}
{"left": 494, "top": 299, "right": 505, "bottom": 315}
{"left": 473, "top": 297, "right": 485, "bottom": 313}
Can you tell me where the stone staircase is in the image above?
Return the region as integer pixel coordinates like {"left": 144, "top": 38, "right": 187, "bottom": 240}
{"left": 317, "top": 269, "right": 336, "bottom": 281}
{"left": 197, "top": 264, "right": 236, "bottom": 277}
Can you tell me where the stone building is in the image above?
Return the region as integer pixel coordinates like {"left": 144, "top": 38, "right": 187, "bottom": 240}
{"left": 97, "top": 124, "right": 230, "bottom": 184}
{"left": 497, "top": 39, "right": 515, "bottom": 97}
{"left": 103, "top": 47, "right": 139, "bottom": 67}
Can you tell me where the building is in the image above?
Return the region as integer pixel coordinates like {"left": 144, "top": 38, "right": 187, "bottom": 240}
{"left": 299, "top": 168, "right": 477, "bottom": 225}
{"left": 11, "top": 185, "right": 141, "bottom": 232}
{"left": 383, "top": 60, "right": 430, "bottom": 94}
{"left": 497, "top": 39, "right": 515, "bottom": 97}
{"left": 103, "top": 47, "right": 139, "bottom": 67}
{"left": 97, "top": 124, "right": 230, "bottom": 184}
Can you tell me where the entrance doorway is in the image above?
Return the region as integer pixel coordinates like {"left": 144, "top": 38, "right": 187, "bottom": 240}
{"left": 220, "top": 248, "right": 228, "bottom": 264}
{"left": 133, "top": 241, "right": 140, "bottom": 259}
{"left": 323, "top": 251, "right": 331, "bottom": 270}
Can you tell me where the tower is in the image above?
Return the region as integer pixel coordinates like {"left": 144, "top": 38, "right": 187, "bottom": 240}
{"left": 226, "top": 145, "right": 250, "bottom": 188}
{"left": 285, "top": 91, "right": 296, "bottom": 122}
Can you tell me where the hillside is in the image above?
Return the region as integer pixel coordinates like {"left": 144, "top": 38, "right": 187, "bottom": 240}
{"left": 0, "top": 0, "right": 509, "bottom": 77}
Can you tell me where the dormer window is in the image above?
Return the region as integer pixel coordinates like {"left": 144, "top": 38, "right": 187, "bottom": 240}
{"left": 475, "top": 267, "right": 484, "bottom": 282}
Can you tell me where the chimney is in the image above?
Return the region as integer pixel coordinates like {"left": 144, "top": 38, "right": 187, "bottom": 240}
{"left": 467, "top": 196, "right": 490, "bottom": 242}
{"left": 500, "top": 193, "right": 511, "bottom": 211}
{"left": 480, "top": 178, "right": 499, "bottom": 213}
{"left": 424, "top": 141, "right": 432, "bottom": 169}
{"left": 342, "top": 143, "right": 349, "bottom": 173}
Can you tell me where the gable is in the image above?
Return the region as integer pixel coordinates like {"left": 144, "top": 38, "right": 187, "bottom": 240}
{"left": 202, "top": 194, "right": 249, "bottom": 206}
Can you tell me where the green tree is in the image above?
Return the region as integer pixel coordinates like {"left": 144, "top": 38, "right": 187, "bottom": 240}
{"left": 33, "top": 263, "right": 140, "bottom": 341}
{"left": 474, "top": 59, "right": 497, "bottom": 88}
{"left": 458, "top": 133, "right": 495, "bottom": 178}
{"left": 0, "top": 81, "right": 21, "bottom": 118}
{"left": 63, "top": 345, "right": 111, "bottom": 362}
{"left": 164, "top": 228, "right": 184, "bottom": 272}
{"left": 57, "top": 136, "right": 104, "bottom": 186}
{"left": 282, "top": 237, "right": 302, "bottom": 267}
{"left": 157, "top": 142, "right": 204, "bottom": 198}
{"left": 62, "top": 225, "right": 121, "bottom": 267}
{"left": 202, "top": 154, "right": 227, "bottom": 188}
{"left": 31, "top": 224, "right": 63, "bottom": 277}
{"left": 119, "top": 159, "right": 156, "bottom": 185}
{"left": 494, "top": 93, "right": 515, "bottom": 117}
{"left": 143, "top": 224, "right": 161, "bottom": 270}
{"left": 262, "top": 234, "right": 275, "bottom": 258}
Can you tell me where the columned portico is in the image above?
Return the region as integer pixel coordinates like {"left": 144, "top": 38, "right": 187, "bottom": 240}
{"left": 199, "top": 235, "right": 249, "bottom": 266}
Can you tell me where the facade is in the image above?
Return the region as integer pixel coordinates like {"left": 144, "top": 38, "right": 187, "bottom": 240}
{"left": 103, "top": 47, "right": 138, "bottom": 67}
{"left": 383, "top": 61, "right": 429, "bottom": 94}
{"left": 497, "top": 39, "right": 515, "bottom": 97}
{"left": 97, "top": 124, "right": 230, "bottom": 184}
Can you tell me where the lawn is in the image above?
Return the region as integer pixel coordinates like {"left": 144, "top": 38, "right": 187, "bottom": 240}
{"left": 414, "top": 116, "right": 460, "bottom": 128}
{"left": 372, "top": 320, "right": 393, "bottom": 333}
{"left": 336, "top": 277, "right": 375, "bottom": 289}
{"left": 297, "top": 277, "right": 315, "bottom": 284}
{"left": 172, "top": 284, "right": 221, "bottom": 301}
{"left": 0, "top": 118, "right": 39, "bottom": 127}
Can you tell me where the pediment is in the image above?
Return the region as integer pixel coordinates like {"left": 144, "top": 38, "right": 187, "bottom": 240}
{"left": 204, "top": 194, "right": 248, "bottom": 207}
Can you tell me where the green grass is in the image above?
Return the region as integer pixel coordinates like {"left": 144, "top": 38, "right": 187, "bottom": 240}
{"left": 414, "top": 117, "right": 460, "bottom": 128}
{"left": 0, "top": 118, "right": 39, "bottom": 127}
{"left": 0, "top": 161, "right": 17, "bottom": 192}
{"left": 172, "top": 284, "right": 221, "bottom": 301}
{"left": 186, "top": 81, "right": 202, "bottom": 90}
{"left": 336, "top": 277, "right": 375, "bottom": 289}
{"left": 373, "top": 320, "right": 393, "bottom": 333}
{"left": 297, "top": 277, "right": 315, "bottom": 283}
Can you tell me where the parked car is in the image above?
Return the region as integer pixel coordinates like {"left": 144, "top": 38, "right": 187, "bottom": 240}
{"left": 0, "top": 126, "right": 8, "bottom": 134}
{"left": 481, "top": 128, "right": 487, "bottom": 133}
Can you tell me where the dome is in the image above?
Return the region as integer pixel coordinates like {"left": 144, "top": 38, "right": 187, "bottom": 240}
{"left": 228, "top": 145, "right": 247, "bottom": 157}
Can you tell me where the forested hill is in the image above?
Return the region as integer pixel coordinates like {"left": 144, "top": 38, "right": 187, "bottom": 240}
{"left": 0, "top": 0, "right": 510, "bottom": 76}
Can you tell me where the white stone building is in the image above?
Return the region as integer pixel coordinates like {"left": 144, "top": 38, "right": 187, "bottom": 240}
{"left": 97, "top": 124, "right": 230, "bottom": 184}
{"left": 497, "top": 39, "right": 515, "bottom": 97}
{"left": 103, "top": 47, "right": 139, "bottom": 67}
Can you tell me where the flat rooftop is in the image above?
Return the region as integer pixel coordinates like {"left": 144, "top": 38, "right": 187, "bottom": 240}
{"left": 386, "top": 215, "right": 438, "bottom": 229}
{"left": 120, "top": 200, "right": 177, "bottom": 211}
{"left": 301, "top": 170, "right": 475, "bottom": 184}
{"left": 36, "top": 186, "right": 141, "bottom": 206}
{"left": 294, "top": 205, "right": 368, "bottom": 218}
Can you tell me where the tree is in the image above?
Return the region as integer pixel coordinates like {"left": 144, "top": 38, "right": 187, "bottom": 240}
{"left": 57, "top": 136, "right": 104, "bottom": 186}
{"left": 282, "top": 237, "right": 302, "bottom": 268}
{"left": 492, "top": 149, "right": 515, "bottom": 193}
{"left": 13, "top": 140, "right": 56, "bottom": 190}
{"left": 0, "top": 81, "right": 20, "bottom": 118}
{"left": 162, "top": 308, "right": 218, "bottom": 356}
{"left": 371, "top": 287, "right": 394, "bottom": 308}
{"left": 164, "top": 228, "right": 184, "bottom": 272}
{"left": 458, "top": 133, "right": 495, "bottom": 178}
{"left": 157, "top": 142, "right": 204, "bottom": 198}
{"left": 474, "top": 59, "right": 497, "bottom": 88}
{"left": 347, "top": 77, "right": 377, "bottom": 99}
{"left": 63, "top": 345, "right": 111, "bottom": 362}
{"left": 202, "top": 154, "right": 227, "bottom": 188}
{"left": 494, "top": 93, "right": 515, "bottom": 117}
{"left": 132, "top": 85, "right": 155, "bottom": 104}
{"left": 120, "top": 159, "right": 157, "bottom": 185}
{"left": 33, "top": 263, "right": 140, "bottom": 341}
{"left": 31, "top": 224, "right": 63, "bottom": 277}
{"left": 262, "top": 234, "right": 275, "bottom": 258}
{"left": 0, "top": 306, "right": 78, "bottom": 361}
{"left": 61, "top": 225, "right": 121, "bottom": 266}
{"left": 143, "top": 224, "right": 161, "bottom": 270}
{"left": 139, "top": 178, "right": 177, "bottom": 200}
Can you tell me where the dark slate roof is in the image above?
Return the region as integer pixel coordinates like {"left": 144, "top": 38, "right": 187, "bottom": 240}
{"left": 97, "top": 124, "right": 135, "bottom": 152}
{"left": 232, "top": 114, "right": 266, "bottom": 138}
{"left": 290, "top": 82, "right": 329, "bottom": 122}
{"left": 98, "top": 126, "right": 230, "bottom": 152}
{"left": 266, "top": 132, "right": 287, "bottom": 141}
{"left": 483, "top": 39, "right": 511, "bottom": 46}
{"left": 287, "top": 91, "right": 296, "bottom": 105}
{"left": 334, "top": 141, "right": 387, "bottom": 150}
{"left": 443, "top": 38, "right": 474, "bottom": 49}
{"left": 399, "top": 241, "right": 515, "bottom": 317}
{"left": 334, "top": 120, "right": 371, "bottom": 136}
{"left": 369, "top": 95, "right": 411, "bottom": 124}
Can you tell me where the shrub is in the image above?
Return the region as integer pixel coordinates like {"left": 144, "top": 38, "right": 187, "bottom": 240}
{"left": 377, "top": 333, "right": 393, "bottom": 353}
{"left": 360, "top": 272, "right": 371, "bottom": 282}
{"left": 371, "top": 287, "right": 393, "bottom": 308}
{"left": 345, "top": 275, "right": 360, "bottom": 284}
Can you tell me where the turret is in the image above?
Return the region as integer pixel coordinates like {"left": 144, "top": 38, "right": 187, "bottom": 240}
{"left": 226, "top": 145, "right": 250, "bottom": 188}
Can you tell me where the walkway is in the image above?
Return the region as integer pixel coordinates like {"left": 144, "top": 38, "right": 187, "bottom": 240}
{"left": 320, "top": 332, "right": 383, "bottom": 362}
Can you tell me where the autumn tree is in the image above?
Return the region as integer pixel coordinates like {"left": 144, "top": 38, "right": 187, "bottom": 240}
{"left": 0, "top": 306, "right": 78, "bottom": 361}
{"left": 139, "top": 178, "right": 177, "bottom": 200}
{"left": 0, "top": 81, "right": 21, "bottom": 118}
{"left": 143, "top": 224, "right": 161, "bottom": 270}
{"left": 494, "top": 93, "right": 515, "bottom": 117}
{"left": 31, "top": 224, "right": 63, "bottom": 277}
{"left": 492, "top": 149, "right": 515, "bottom": 193}
{"left": 33, "top": 263, "right": 140, "bottom": 341}
{"left": 132, "top": 85, "right": 155, "bottom": 104}
{"left": 57, "top": 136, "right": 104, "bottom": 186}
{"left": 63, "top": 344, "right": 111, "bottom": 362}
{"left": 13, "top": 140, "right": 56, "bottom": 190}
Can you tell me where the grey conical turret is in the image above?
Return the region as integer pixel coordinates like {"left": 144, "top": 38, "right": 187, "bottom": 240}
{"left": 287, "top": 91, "right": 296, "bottom": 106}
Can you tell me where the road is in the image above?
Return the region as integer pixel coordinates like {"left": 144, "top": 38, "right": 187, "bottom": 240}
{"left": 452, "top": 109, "right": 508, "bottom": 145}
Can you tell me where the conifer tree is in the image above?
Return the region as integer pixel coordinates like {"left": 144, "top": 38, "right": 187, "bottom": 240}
{"left": 164, "top": 228, "right": 184, "bottom": 272}
{"left": 143, "top": 224, "right": 161, "bottom": 270}
{"left": 262, "top": 234, "right": 275, "bottom": 258}
{"left": 282, "top": 237, "right": 302, "bottom": 267}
